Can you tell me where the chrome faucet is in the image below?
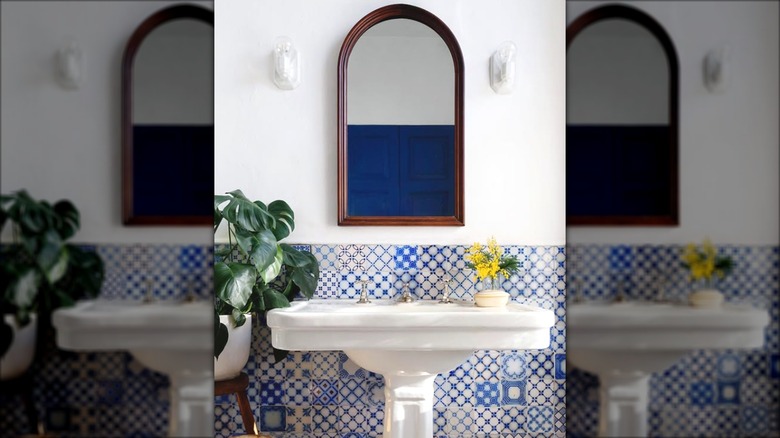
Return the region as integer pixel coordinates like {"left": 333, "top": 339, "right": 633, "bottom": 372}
{"left": 397, "top": 282, "right": 415, "bottom": 303}
{"left": 613, "top": 279, "right": 626, "bottom": 303}
{"left": 355, "top": 280, "right": 373, "bottom": 304}
{"left": 143, "top": 278, "right": 155, "bottom": 303}
{"left": 654, "top": 270, "right": 669, "bottom": 303}
{"left": 437, "top": 277, "right": 454, "bottom": 304}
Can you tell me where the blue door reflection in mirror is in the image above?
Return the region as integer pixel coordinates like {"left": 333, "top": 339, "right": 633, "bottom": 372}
{"left": 348, "top": 125, "right": 454, "bottom": 216}
{"left": 566, "top": 5, "right": 679, "bottom": 225}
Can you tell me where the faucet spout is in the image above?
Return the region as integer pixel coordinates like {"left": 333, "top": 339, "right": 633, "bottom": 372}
{"left": 397, "top": 282, "right": 415, "bottom": 303}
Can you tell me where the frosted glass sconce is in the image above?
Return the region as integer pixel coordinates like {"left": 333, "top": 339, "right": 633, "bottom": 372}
{"left": 273, "top": 36, "right": 300, "bottom": 90}
{"left": 489, "top": 41, "right": 516, "bottom": 94}
{"left": 55, "top": 43, "right": 83, "bottom": 89}
{"left": 703, "top": 46, "right": 730, "bottom": 93}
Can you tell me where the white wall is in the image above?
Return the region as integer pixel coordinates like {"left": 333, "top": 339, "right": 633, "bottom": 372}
{"left": 566, "top": 1, "right": 779, "bottom": 245}
{"left": 215, "top": 0, "right": 566, "bottom": 245}
{"left": 1, "top": 1, "right": 213, "bottom": 245}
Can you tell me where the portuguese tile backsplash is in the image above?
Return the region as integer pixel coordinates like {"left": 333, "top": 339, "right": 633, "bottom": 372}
{"left": 566, "top": 244, "right": 779, "bottom": 438}
{"left": 214, "top": 244, "right": 567, "bottom": 438}
{"left": 0, "top": 244, "right": 213, "bottom": 438}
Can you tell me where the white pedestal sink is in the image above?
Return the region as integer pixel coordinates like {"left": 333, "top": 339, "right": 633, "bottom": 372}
{"left": 52, "top": 299, "right": 213, "bottom": 437}
{"left": 568, "top": 301, "right": 769, "bottom": 437}
{"left": 267, "top": 299, "right": 555, "bottom": 438}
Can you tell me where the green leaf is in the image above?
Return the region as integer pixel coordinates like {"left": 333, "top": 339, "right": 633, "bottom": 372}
{"left": 281, "top": 244, "right": 311, "bottom": 267}
{"left": 260, "top": 246, "right": 283, "bottom": 284}
{"left": 53, "top": 200, "right": 79, "bottom": 240}
{"left": 290, "top": 266, "right": 318, "bottom": 298}
{"left": 214, "top": 311, "right": 228, "bottom": 359}
{"left": 214, "top": 261, "right": 256, "bottom": 311}
{"left": 233, "top": 228, "right": 278, "bottom": 274}
{"left": 36, "top": 230, "right": 69, "bottom": 284}
{"left": 11, "top": 268, "right": 39, "bottom": 309}
{"left": 262, "top": 288, "right": 290, "bottom": 311}
{"left": 221, "top": 190, "right": 274, "bottom": 232}
{"left": 268, "top": 200, "right": 295, "bottom": 240}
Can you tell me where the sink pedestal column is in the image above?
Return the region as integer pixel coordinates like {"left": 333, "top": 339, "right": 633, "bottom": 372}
{"left": 383, "top": 375, "right": 437, "bottom": 438}
{"left": 597, "top": 373, "right": 650, "bottom": 438}
{"left": 168, "top": 371, "right": 213, "bottom": 437}
{"left": 345, "top": 349, "right": 473, "bottom": 438}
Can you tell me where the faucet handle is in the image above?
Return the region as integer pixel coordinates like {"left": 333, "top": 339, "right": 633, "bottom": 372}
{"left": 436, "top": 279, "right": 455, "bottom": 303}
{"left": 355, "top": 280, "right": 373, "bottom": 304}
{"left": 397, "top": 281, "right": 415, "bottom": 303}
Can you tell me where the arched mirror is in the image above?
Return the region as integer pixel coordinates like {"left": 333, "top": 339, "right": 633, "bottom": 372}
{"left": 337, "top": 4, "right": 464, "bottom": 226}
{"left": 567, "top": 5, "right": 679, "bottom": 225}
{"left": 122, "top": 4, "right": 213, "bottom": 225}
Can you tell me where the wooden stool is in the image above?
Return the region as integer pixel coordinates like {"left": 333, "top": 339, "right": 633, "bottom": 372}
{"left": 215, "top": 372, "right": 258, "bottom": 436}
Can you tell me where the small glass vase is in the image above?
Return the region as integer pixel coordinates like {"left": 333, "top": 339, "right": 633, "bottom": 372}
{"left": 689, "top": 278, "right": 723, "bottom": 308}
{"left": 475, "top": 276, "right": 509, "bottom": 307}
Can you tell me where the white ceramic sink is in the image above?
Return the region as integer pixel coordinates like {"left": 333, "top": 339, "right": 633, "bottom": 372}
{"left": 53, "top": 299, "right": 213, "bottom": 437}
{"left": 268, "top": 298, "right": 554, "bottom": 438}
{"left": 568, "top": 301, "right": 768, "bottom": 437}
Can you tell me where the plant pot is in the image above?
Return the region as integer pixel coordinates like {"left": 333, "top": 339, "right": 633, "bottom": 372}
{"left": 689, "top": 289, "right": 724, "bottom": 309}
{"left": 474, "top": 290, "right": 510, "bottom": 307}
{"left": 1, "top": 314, "right": 37, "bottom": 381}
{"left": 214, "top": 314, "right": 252, "bottom": 381}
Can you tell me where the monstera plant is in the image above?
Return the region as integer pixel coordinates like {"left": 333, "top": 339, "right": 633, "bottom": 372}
{"left": 214, "top": 190, "right": 319, "bottom": 362}
{"left": 0, "top": 190, "right": 104, "bottom": 359}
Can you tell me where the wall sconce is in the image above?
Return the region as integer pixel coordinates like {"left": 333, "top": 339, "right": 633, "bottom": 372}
{"left": 703, "top": 46, "right": 730, "bottom": 93}
{"left": 273, "top": 36, "right": 300, "bottom": 90}
{"left": 55, "top": 43, "right": 83, "bottom": 90}
{"left": 489, "top": 41, "right": 516, "bottom": 94}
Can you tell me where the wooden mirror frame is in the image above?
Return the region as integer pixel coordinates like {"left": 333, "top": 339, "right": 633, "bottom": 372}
{"left": 121, "top": 4, "right": 213, "bottom": 225}
{"left": 337, "top": 4, "right": 465, "bottom": 226}
{"left": 567, "top": 4, "right": 679, "bottom": 226}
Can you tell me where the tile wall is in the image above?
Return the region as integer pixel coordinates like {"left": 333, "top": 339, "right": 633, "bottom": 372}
{"left": 0, "top": 244, "right": 213, "bottom": 438}
{"left": 566, "top": 244, "right": 780, "bottom": 438}
{"left": 214, "top": 244, "right": 567, "bottom": 438}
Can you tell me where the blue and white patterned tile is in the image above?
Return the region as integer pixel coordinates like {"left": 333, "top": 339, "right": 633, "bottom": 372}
{"left": 501, "top": 351, "right": 527, "bottom": 380}
{"left": 340, "top": 405, "right": 384, "bottom": 435}
{"left": 309, "top": 379, "right": 340, "bottom": 405}
{"left": 554, "top": 353, "right": 566, "bottom": 380}
{"left": 474, "top": 381, "right": 500, "bottom": 406}
{"left": 741, "top": 351, "right": 768, "bottom": 378}
{"left": 471, "top": 406, "right": 504, "bottom": 435}
{"left": 315, "top": 269, "right": 340, "bottom": 299}
{"left": 740, "top": 377, "right": 772, "bottom": 405}
{"left": 285, "top": 407, "right": 312, "bottom": 434}
{"left": 717, "top": 380, "right": 740, "bottom": 405}
{"left": 500, "top": 406, "right": 526, "bottom": 435}
{"left": 435, "top": 373, "right": 475, "bottom": 408}
{"left": 309, "top": 351, "right": 340, "bottom": 379}
{"left": 312, "top": 244, "right": 339, "bottom": 269}
{"left": 338, "top": 270, "right": 361, "bottom": 299}
{"left": 394, "top": 245, "right": 419, "bottom": 271}
{"left": 741, "top": 405, "right": 770, "bottom": 436}
{"left": 283, "top": 379, "right": 310, "bottom": 406}
{"left": 310, "top": 405, "right": 340, "bottom": 435}
{"left": 364, "top": 244, "right": 395, "bottom": 272}
{"left": 527, "top": 378, "right": 563, "bottom": 406}
{"left": 259, "top": 405, "right": 286, "bottom": 432}
{"left": 438, "top": 407, "right": 475, "bottom": 436}
{"left": 339, "top": 378, "right": 371, "bottom": 406}
{"left": 285, "top": 351, "right": 311, "bottom": 379}
{"left": 501, "top": 380, "right": 527, "bottom": 406}
{"left": 527, "top": 352, "right": 555, "bottom": 379}
{"left": 717, "top": 351, "right": 741, "bottom": 381}
{"left": 469, "top": 350, "right": 500, "bottom": 381}
{"left": 338, "top": 244, "right": 368, "bottom": 271}
{"left": 690, "top": 381, "right": 716, "bottom": 406}
{"left": 525, "top": 405, "right": 554, "bottom": 435}
{"left": 366, "top": 378, "right": 385, "bottom": 407}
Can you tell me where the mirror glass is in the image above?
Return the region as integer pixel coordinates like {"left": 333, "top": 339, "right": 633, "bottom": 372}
{"left": 567, "top": 9, "right": 678, "bottom": 225}
{"left": 338, "top": 5, "right": 464, "bottom": 226}
{"left": 123, "top": 7, "right": 213, "bottom": 225}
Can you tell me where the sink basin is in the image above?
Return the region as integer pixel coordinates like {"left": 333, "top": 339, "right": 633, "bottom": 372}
{"left": 568, "top": 301, "right": 768, "bottom": 437}
{"left": 53, "top": 299, "right": 213, "bottom": 437}
{"left": 268, "top": 298, "right": 554, "bottom": 438}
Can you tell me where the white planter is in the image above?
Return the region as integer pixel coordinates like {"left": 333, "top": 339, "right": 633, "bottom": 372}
{"left": 689, "top": 289, "right": 724, "bottom": 309}
{"left": 214, "top": 314, "right": 252, "bottom": 381}
{"left": 1, "top": 314, "right": 37, "bottom": 380}
{"left": 474, "top": 290, "right": 510, "bottom": 307}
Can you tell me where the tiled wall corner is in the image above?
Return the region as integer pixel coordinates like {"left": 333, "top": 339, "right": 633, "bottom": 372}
{"left": 215, "top": 243, "right": 566, "bottom": 438}
{"left": 566, "top": 244, "right": 780, "bottom": 438}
